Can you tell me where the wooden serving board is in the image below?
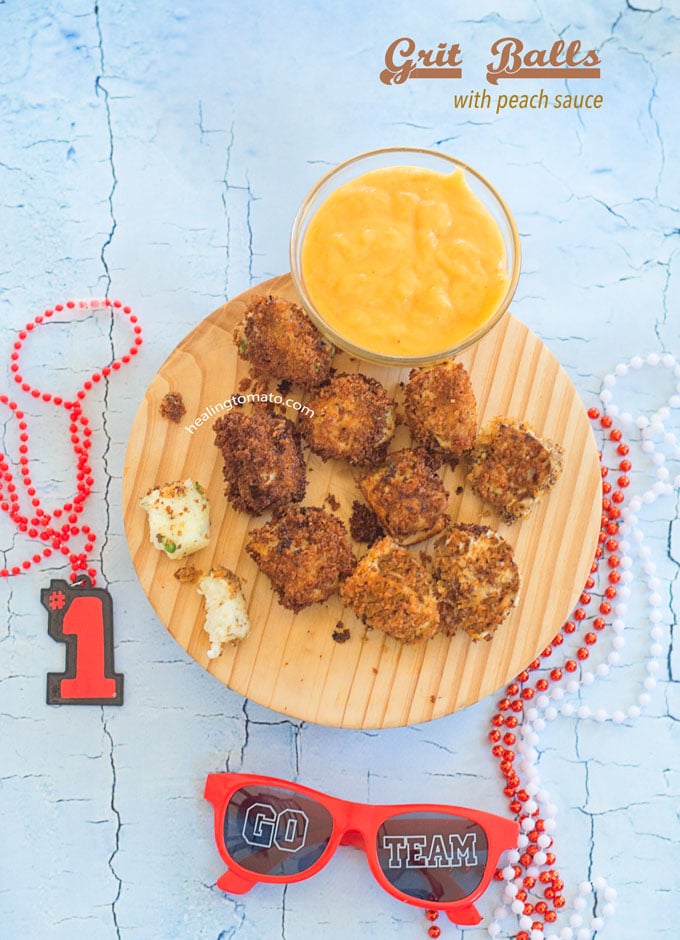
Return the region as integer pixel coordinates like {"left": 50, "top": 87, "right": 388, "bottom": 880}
{"left": 122, "top": 274, "right": 601, "bottom": 729}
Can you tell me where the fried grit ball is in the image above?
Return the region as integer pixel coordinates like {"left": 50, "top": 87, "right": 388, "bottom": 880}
{"left": 246, "top": 505, "right": 355, "bottom": 612}
{"left": 213, "top": 411, "right": 306, "bottom": 516}
{"left": 233, "top": 294, "right": 334, "bottom": 389}
{"left": 197, "top": 566, "right": 251, "bottom": 658}
{"left": 467, "top": 417, "right": 564, "bottom": 522}
{"left": 139, "top": 479, "right": 210, "bottom": 559}
{"left": 403, "top": 360, "right": 477, "bottom": 463}
{"left": 299, "top": 372, "right": 396, "bottom": 466}
{"left": 432, "top": 524, "right": 520, "bottom": 641}
{"left": 339, "top": 536, "right": 439, "bottom": 643}
{"left": 358, "top": 448, "right": 449, "bottom": 545}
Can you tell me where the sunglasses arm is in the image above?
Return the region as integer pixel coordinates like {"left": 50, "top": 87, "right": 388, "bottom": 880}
{"left": 444, "top": 903, "right": 482, "bottom": 926}
{"left": 216, "top": 868, "right": 258, "bottom": 895}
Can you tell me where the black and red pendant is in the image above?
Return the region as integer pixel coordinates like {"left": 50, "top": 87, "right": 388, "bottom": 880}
{"left": 42, "top": 575, "right": 123, "bottom": 705}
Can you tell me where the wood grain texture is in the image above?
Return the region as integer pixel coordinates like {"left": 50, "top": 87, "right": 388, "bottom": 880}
{"left": 122, "top": 274, "right": 601, "bottom": 729}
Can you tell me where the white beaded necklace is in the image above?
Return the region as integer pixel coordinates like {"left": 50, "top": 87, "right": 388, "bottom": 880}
{"left": 483, "top": 351, "right": 678, "bottom": 940}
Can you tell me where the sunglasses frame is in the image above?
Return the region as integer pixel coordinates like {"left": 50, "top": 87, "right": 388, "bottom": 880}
{"left": 204, "top": 772, "right": 518, "bottom": 926}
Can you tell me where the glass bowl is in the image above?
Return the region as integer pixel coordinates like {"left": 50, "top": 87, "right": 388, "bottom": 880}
{"left": 289, "top": 147, "right": 521, "bottom": 368}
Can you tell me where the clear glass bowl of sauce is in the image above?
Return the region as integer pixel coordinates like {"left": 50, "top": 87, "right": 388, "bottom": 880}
{"left": 290, "top": 147, "right": 520, "bottom": 367}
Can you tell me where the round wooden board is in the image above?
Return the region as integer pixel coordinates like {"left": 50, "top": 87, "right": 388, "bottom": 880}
{"left": 122, "top": 274, "right": 601, "bottom": 729}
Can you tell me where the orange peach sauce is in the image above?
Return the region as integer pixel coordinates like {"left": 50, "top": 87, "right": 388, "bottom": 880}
{"left": 301, "top": 165, "right": 510, "bottom": 358}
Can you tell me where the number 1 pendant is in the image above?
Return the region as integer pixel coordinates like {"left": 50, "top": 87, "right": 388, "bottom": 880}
{"left": 41, "top": 576, "right": 124, "bottom": 705}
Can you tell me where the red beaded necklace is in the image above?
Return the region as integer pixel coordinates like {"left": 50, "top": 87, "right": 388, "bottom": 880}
{"left": 1, "top": 298, "right": 142, "bottom": 704}
{"left": 423, "top": 408, "right": 630, "bottom": 939}
{"left": 0, "top": 298, "right": 141, "bottom": 581}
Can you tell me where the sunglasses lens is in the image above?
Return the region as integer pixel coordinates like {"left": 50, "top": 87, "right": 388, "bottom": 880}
{"left": 224, "top": 785, "right": 334, "bottom": 878}
{"left": 376, "top": 812, "right": 489, "bottom": 903}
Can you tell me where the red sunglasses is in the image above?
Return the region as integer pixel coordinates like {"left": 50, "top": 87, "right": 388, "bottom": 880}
{"left": 204, "top": 773, "right": 518, "bottom": 926}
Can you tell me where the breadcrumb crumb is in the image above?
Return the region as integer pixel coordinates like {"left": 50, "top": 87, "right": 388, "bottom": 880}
{"left": 174, "top": 564, "right": 199, "bottom": 583}
{"left": 159, "top": 392, "right": 186, "bottom": 423}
